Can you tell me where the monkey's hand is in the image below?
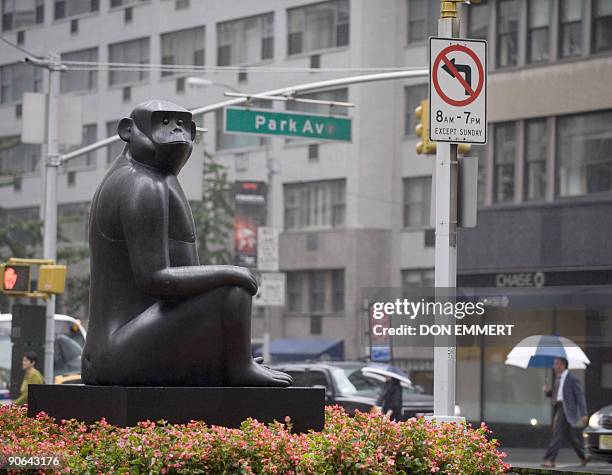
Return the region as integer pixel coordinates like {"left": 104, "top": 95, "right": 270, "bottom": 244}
{"left": 226, "top": 266, "right": 258, "bottom": 296}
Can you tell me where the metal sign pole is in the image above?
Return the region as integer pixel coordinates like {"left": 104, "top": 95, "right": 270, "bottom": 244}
{"left": 262, "top": 151, "right": 275, "bottom": 363}
{"left": 433, "top": 1, "right": 461, "bottom": 420}
{"left": 41, "top": 53, "right": 62, "bottom": 384}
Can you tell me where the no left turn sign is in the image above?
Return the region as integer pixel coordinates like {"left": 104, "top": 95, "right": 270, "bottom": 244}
{"left": 429, "top": 37, "right": 487, "bottom": 144}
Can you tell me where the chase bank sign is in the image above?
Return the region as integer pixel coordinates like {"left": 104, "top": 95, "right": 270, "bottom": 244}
{"left": 495, "top": 271, "right": 546, "bottom": 288}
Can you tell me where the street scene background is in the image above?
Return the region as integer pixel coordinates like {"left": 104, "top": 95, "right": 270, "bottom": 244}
{"left": 1, "top": 0, "right": 612, "bottom": 471}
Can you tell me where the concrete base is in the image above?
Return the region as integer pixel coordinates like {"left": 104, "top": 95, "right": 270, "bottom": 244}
{"left": 425, "top": 415, "right": 466, "bottom": 424}
{"left": 28, "top": 385, "right": 325, "bottom": 433}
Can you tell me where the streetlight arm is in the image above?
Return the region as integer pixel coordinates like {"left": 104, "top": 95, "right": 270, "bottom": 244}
{"left": 61, "top": 69, "right": 428, "bottom": 163}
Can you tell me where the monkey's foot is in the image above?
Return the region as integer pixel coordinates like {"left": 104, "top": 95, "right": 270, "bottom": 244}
{"left": 227, "top": 361, "right": 293, "bottom": 387}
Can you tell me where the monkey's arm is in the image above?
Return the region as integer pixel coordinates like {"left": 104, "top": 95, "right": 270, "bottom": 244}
{"left": 122, "top": 178, "right": 257, "bottom": 298}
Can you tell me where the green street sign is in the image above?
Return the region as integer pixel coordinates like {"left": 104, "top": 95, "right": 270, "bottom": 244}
{"left": 224, "top": 107, "right": 352, "bottom": 142}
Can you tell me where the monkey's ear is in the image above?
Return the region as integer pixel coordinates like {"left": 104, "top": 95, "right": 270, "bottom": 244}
{"left": 190, "top": 121, "right": 197, "bottom": 141}
{"left": 117, "top": 118, "right": 134, "bottom": 142}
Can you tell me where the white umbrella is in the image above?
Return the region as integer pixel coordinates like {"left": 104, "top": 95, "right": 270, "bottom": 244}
{"left": 505, "top": 335, "right": 590, "bottom": 370}
{"left": 361, "top": 365, "right": 413, "bottom": 385}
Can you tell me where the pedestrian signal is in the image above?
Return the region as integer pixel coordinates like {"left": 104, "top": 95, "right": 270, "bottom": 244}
{"left": 1, "top": 264, "right": 31, "bottom": 294}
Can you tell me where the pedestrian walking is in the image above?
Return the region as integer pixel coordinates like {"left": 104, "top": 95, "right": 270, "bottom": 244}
{"left": 377, "top": 376, "right": 402, "bottom": 421}
{"left": 14, "top": 351, "right": 45, "bottom": 405}
{"left": 542, "top": 357, "right": 589, "bottom": 468}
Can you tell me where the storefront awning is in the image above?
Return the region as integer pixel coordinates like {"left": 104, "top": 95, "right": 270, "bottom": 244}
{"left": 254, "top": 338, "right": 344, "bottom": 362}
{"left": 459, "top": 285, "right": 612, "bottom": 308}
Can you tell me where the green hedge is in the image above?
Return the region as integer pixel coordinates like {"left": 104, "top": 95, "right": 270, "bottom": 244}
{"left": 0, "top": 404, "right": 509, "bottom": 474}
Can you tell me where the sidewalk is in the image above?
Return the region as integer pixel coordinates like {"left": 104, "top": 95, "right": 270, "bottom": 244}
{"left": 505, "top": 448, "right": 612, "bottom": 474}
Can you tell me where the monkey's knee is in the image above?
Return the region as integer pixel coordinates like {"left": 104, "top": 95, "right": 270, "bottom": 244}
{"left": 222, "top": 286, "right": 252, "bottom": 320}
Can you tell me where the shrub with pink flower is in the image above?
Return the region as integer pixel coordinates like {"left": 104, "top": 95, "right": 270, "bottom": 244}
{"left": 0, "top": 404, "right": 510, "bottom": 474}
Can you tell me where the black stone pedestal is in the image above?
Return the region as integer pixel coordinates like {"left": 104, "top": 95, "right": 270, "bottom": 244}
{"left": 28, "top": 385, "right": 325, "bottom": 433}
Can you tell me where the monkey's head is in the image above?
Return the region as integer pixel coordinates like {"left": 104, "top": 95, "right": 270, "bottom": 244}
{"left": 118, "top": 100, "right": 197, "bottom": 175}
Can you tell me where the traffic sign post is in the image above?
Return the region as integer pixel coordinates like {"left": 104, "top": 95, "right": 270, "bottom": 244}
{"left": 429, "top": 37, "right": 487, "bottom": 144}
{"left": 253, "top": 273, "right": 286, "bottom": 307}
{"left": 428, "top": 0, "right": 485, "bottom": 425}
{"left": 257, "top": 227, "right": 279, "bottom": 272}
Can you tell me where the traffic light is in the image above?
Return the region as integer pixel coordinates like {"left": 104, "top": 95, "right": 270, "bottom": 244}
{"left": 1, "top": 264, "right": 31, "bottom": 294}
{"left": 37, "top": 264, "right": 67, "bottom": 294}
{"left": 415, "top": 100, "right": 436, "bottom": 155}
{"left": 458, "top": 143, "right": 472, "bottom": 156}
{"left": 415, "top": 100, "right": 473, "bottom": 156}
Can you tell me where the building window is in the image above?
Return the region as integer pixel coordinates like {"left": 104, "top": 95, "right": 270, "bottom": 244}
{"left": 493, "top": 122, "right": 516, "bottom": 203}
{"left": 287, "top": 0, "right": 349, "bottom": 55}
{"left": 402, "top": 269, "right": 434, "bottom": 293}
{"left": 524, "top": 119, "right": 547, "bottom": 201}
{"left": 54, "top": 0, "right": 99, "bottom": 20}
{"left": 467, "top": 0, "right": 489, "bottom": 40}
{"left": 0, "top": 136, "right": 40, "bottom": 174}
{"left": 0, "top": 207, "right": 40, "bottom": 247}
{"left": 108, "top": 37, "right": 149, "bottom": 86}
{"left": 407, "top": 0, "right": 437, "bottom": 43}
{"left": 287, "top": 272, "right": 304, "bottom": 312}
{"left": 286, "top": 269, "right": 344, "bottom": 314}
{"left": 404, "top": 84, "right": 428, "bottom": 136}
{"left": 60, "top": 48, "right": 98, "bottom": 93}
{"left": 527, "top": 0, "right": 550, "bottom": 63}
{"left": 106, "top": 120, "right": 124, "bottom": 164}
{"left": 110, "top": 0, "right": 148, "bottom": 7}
{"left": 217, "top": 13, "right": 274, "bottom": 66}
{"left": 308, "top": 143, "right": 319, "bottom": 161}
{"left": 58, "top": 202, "right": 89, "bottom": 246}
{"left": 557, "top": 110, "right": 612, "bottom": 197}
{"left": 0, "top": 62, "right": 43, "bottom": 104}
{"left": 559, "top": 0, "right": 582, "bottom": 58}
{"left": 496, "top": 0, "right": 519, "bottom": 68}
{"left": 60, "top": 124, "right": 97, "bottom": 170}
{"left": 310, "top": 315, "right": 322, "bottom": 335}
{"left": 284, "top": 179, "right": 346, "bottom": 231}
{"left": 592, "top": 0, "right": 612, "bottom": 53}
{"left": 331, "top": 269, "right": 344, "bottom": 312}
{"left": 403, "top": 176, "right": 431, "bottom": 227}
{"left": 161, "top": 26, "right": 205, "bottom": 77}
{"left": 310, "top": 270, "right": 325, "bottom": 312}
{"left": 2, "top": 0, "right": 44, "bottom": 31}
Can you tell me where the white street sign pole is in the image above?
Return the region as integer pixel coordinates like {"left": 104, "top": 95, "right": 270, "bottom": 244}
{"left": 433, "top": 7, "right": 461, "bottom": 421}
{"left": 262, "top": 156, "right": 274, "bottom": 363}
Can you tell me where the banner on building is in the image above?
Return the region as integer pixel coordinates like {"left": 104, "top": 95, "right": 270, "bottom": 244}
{"left": 234, "top": 181, "right": 267, "bottom": 268}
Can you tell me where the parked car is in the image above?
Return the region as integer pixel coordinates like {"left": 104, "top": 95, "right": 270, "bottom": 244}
{"left": 584, "top": 405, "right": 612, "bottom": 463}
{"left": 271, "top": 361, "right": 434, "bottom": 420}
{"left": 0, "top": 313, "right": 86, "bottom": 404}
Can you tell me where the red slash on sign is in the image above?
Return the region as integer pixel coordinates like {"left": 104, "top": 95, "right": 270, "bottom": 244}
{"left": 432, "top": 44, "right": 484, "bottom": 107}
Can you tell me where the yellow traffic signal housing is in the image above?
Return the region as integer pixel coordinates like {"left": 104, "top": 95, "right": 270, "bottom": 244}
{"left": 37, "top": 265, "right": 67, "bottom": 294}
{"left": 458, "top": 143, "right": 472, "bottom": 155}
{"left": 415, "top": 100, "right": 473, "bottom": 156}
{"left": 1, "top": 264, "right": 32, "bottom": 294}
{"left": 415, "top": 100, "right": 437, "bottom": 155}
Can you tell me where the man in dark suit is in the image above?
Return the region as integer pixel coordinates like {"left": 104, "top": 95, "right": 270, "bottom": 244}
{"left": 542, "top": 357, "right": 589, "bottom": 468}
